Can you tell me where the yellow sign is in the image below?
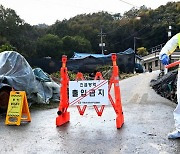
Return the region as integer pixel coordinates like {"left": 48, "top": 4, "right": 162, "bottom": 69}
{"left": 5, "top": 91, "right": 31, "bottom": 126}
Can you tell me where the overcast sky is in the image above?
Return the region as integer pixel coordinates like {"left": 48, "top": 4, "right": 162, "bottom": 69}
{"left": 0, "top": 0, "right": 179, "bottom": 25}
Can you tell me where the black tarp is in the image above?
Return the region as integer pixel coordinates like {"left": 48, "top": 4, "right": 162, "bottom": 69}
{"left": 27, "top": 48, "right": 135, "bottom": 74}
{"left": 150, "top": 70, "right": 177, "bottom": 103}
{"left": 67, "top": 48, "right": 135, "bottom": 73}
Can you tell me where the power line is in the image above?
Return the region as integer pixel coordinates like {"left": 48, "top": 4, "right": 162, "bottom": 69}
{"left": 118, "top": 0, "right": 140, "bottom": 8}
{"left": 106, "top": 19, "right": 130, "bottom": 35}
{"left": 36, "top": 0, "right": 99, "bottom": 12}
{"left": 106, "top": 0, "right": 143, "bottom": 35}
{"left": 111, "top": 25, "right": 148, "bottom": 46}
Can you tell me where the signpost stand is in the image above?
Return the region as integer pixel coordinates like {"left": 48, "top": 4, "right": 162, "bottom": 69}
{"left": 56, "top": 54, "right": 124, "bottom": 129}
{"left": 5, "top": 91, "right": 31, "bottom": 126}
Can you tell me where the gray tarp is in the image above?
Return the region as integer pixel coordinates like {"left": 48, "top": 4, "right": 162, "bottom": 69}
{"left": 0, "top": 51, "right": 60, "bottom": 105}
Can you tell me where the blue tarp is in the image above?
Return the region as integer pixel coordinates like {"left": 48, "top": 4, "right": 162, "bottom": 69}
{"left": 68, "top": 48, "right": 136, "bottom": 73}
{"left": 71, "top": 48, "right": 135, "bottom": 60}
{"left": 71, "top": 52, "right": 111, "bottom": 60}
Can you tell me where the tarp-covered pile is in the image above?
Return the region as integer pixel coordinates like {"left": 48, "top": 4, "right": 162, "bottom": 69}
{"left": 68, "top": 48, "right": 135, "bottom": 73}
{"left": 0, "top": 51, "right": 60, "bottom": 105}
{"left": 150, "top": 70, "right": 177, "bottom": 103}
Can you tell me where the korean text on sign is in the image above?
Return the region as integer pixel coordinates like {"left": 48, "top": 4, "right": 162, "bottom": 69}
{"left": 69, "top": 80, "right": 109, "bottom": 106}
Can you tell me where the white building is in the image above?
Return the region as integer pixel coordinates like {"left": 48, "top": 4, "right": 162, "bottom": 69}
{"left": 142, "top": 50, "right": 180, "bottom": 72}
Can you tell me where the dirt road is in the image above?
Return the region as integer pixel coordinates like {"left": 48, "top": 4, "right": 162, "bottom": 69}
{"left": 0, "top": 71, "right": 180, "bottom": 154}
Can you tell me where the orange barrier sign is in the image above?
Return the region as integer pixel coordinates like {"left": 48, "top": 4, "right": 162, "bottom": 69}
{"left": 69, "top": 80, "right": 109, "bottom": 106}
{"left": 5, "top": 91, "right": 31, "bottom": 126}
{"left": 56, "top": 54, "right": 124, "bottom": 129}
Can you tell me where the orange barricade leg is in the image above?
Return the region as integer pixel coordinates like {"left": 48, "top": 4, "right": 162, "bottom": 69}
{"left": 93, "top": 72, "right": 105, "bottom": 116}
{"left": 56, "top": 54, "right": 124, "bottom": 129}
{"left": 109, "top": 54, "right": 124, "bottom": 129}
{"left": 56, "top": 55, "right": 70, "bottom": 126}
{"left": 75, "top": 72, "right": 88, "bottom": 115}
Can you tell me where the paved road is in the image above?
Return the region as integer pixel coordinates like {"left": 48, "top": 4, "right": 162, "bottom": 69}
{"left": 0, "top": 71, "right": 180, "bottom": 154}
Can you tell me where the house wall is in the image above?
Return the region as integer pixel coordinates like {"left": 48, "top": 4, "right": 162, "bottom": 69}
{"left": 142, "top": 51, "right": 180, "bottom": 72}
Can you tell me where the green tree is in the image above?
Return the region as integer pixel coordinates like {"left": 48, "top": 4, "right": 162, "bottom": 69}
{"left": 62, "top": 35, "right": 92, "bottom": 57}
{"left": 73, "top": 36, "right": 91, "bottom": 52}
{"left": 1, "top": 2, "right": 180, "bottom": 57}
{"left": 0, "top": 43, "right": 16, "bottom": 52}
{"left": 0, "top": 5, "right": 41, "bottom": 57}
{"left": 137, "top": 47, "right": 148, "bottom": 56}
{"left": 0, "top": 5, "right": 24, "bottom": 42}
{"left": 0, "top": 36, "right": 8, "bottom": 45}
{"left": 36, "top": 34, "right": 62, "bottom": 59}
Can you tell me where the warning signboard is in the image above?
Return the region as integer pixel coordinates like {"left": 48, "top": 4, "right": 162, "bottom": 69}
{"left": 69, "top": 80, "right": 109, "bottom": 106}
{"left": 6, "top": 94, "right": 22, "bottom": 117}
{"left": 5, "top": 91, "right": 31, "bottom": 126}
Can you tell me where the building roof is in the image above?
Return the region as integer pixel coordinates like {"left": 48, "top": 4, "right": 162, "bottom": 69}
{"left": 71, "top": 48, "right": 135, "bottom": 60}
{"left": 117, "top": 48, "right": 134, "bottom": 55}
{"left": 71, "top": 52, "right": 110, "bottom": 59}
{"left": 135, "top": 54, "right": 143, "bottom": 60}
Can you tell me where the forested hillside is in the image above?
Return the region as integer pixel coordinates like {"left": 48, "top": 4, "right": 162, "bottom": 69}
{"left": 0, "top": 2, "right": 179, "bottom": 59}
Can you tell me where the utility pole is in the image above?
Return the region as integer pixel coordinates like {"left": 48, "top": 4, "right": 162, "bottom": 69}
{"left": 168, "top": 25, "right": 172, "bottom": 63}
{"left": 167, "top": 25, "right": 172, "bottom": 73}
{"left": 134, "top": 37, "right": 136, "bottom": 54}
{"left": 133, "top": 37, "right": 141, "bottom": 54}
{"left": 98, "top": 28, "right": 106, "bottom": 54}
{"left": 133, "top": 37, "right": 140, "bottom": 62}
